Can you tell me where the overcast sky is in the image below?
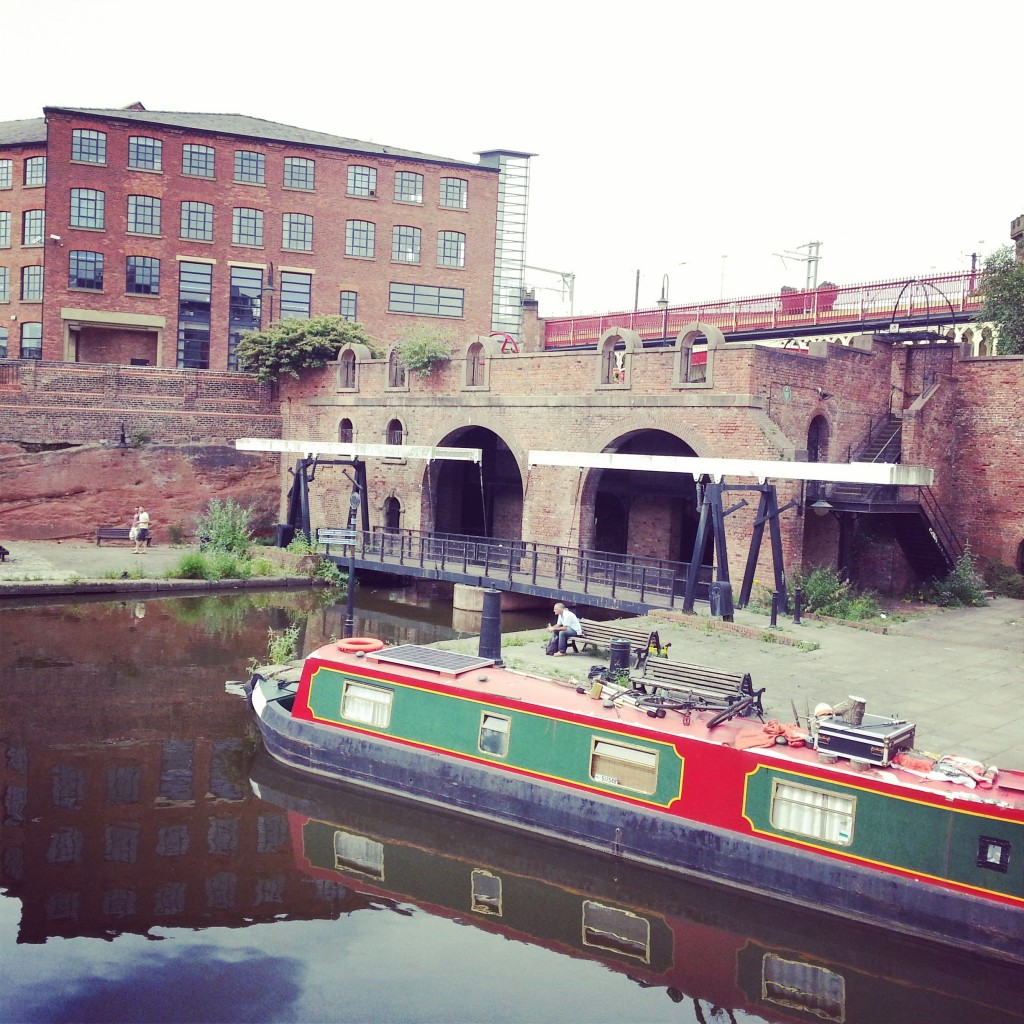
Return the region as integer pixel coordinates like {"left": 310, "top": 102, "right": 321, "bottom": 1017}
{"left": 3, "top": 0, "right": 1018, "bottom": 317}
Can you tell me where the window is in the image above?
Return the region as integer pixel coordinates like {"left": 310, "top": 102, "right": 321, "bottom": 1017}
{"left": 232, "top": 208, "right": 264, "bottom": 246}
{"left": 68, "top": 252, "right": 103, "bottom": 291}
{"left": 284, "top": 156, "right": 315, "bottom": 190}
{"left": 129, "top": 136, "right": 162, "bottom": 171}
{"left": 590, "top": 739, "right": 657, "bottom": 794}
{"left": 387, "top": 348, "right": 406, "bottom": 388}
{"left": 440, "top": 177, "right": 467, "bottom": 209}
{"left": 126, "top": 256, "right": 160, "bottom": 295}
{"left": 394, "top": 171, "right": 423, "bottom": 203}
{"left": 181, "top": 201, "right": 213, "bottom": 241}
{"left": 21, "top": 265, "right": 43, "bottom": 301}
{"left": 582, "top": 902, "right": 651, "bottom": 962}
{"left": 228, "top": 266, "right": 262, "bottom": 370}
{"left": 466, "top": 340, "right": 484, "bottom": 387}
{"left": 471, "top": 870, "right": 502, "bottom": 916}
{"left": 339, "top": 349, "right": 356, "bottom": 388}
{"left": 340, "top": 681, "right": 392, "bottom": 728}
{"left": 977, "top": 836, "right": 1011, "bottom": 873}
{"left": 21, "top": 322, "right": 42, "bottom": 359}
{"left": 279, "top": 271, "right": 311, "bottom": 319}
{"left": 478, "top": 713, "right": 510, "bottom": 757}
{"left": 72, "top": 129, "right": 107, "bottom": 164}
{"left": 23, "top": 210, "right": 45, "bottom": 245}
{"left": 282, "top": 213, "right": 312, "bottom": 251}
{"left": 389, "top": 282, "right": 464, "bottom": 318}
{"left": 338, "top": 418, "right": 353, "bottom": 443}
{"left": 127, "top": 195, "right": 161, "bottom": 235}
{"left": 177, "top": 261, "right": 213, "bottom": 369}
{"left": 234, "top": 150, "right": 265, "bottom": 184}
{"left": 333, "top": 830, "right": 384, "bottom": 878}
{"left": 0, "top": 325, "right": 7, "bottom": 357}
{"left": 339, "top": 290, "right": 357, "bottom": 322}
{"left": 345, "top": 219, "right": 375, "bottom": 258}
{"left": 0, "top": 160, "right": 11, "bottom": 188}
{"left": 438, "top": 230, "right": 465, "bottom": 268}
{"left": 0, "top": 211, "right": 10, "bottom": 248}
{"left": 386, "top": 418, "right": 403, "bottom": 445}
{"left": 347, "top": 164, "right": 377, "bottom": 197}
{"left": 182, "top": 144, "right": 215, "bottom": 178}
{"left": 0, "top": 268, "right": 8, "bottom": 303}
{"left": 770, "top": 780, "right": 855, "bottom": 846}
{"left": 392, "top": 226, "right": 421, "bottom": 263}
{"left": 70, "top": 188, "right": 105, "bottom": 229}
{"left": 24, "top": 157, "right": 46, "bottom": 186}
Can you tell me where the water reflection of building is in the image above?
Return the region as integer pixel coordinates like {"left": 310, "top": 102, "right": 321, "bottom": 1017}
{"left": 0, "top": 598, "right": 372, "bottom": 943}
{"left": 251, "top": 755, "right": 1024, "bottom": 1024}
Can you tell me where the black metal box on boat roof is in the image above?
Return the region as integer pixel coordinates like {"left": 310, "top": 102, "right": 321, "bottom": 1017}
{"left": 815, "top": 714, "right": 916, "bottom": 766}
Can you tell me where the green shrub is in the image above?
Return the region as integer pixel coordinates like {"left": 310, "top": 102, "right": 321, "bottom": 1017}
{"left": 167, "top": 523, "right": 186, "bottom": 546}
{"left": 396, "top": 326, "right": 455, "bottom": 377}
{"left": 172, "top": 552, "right": 209, "bottom": 579}
{"left": 195, "top": 499, "right": 254, "bottom": 556}
{"left": 925, "top": 551, "right": 988, "bottom": 607}
{"left": 315, "top": 559, "right": 348, "bottom": 588}
{"left": 267, "top": 624, "right": 301, "bottom": 664}
{"left": 286, "top": 535, "right": 317, "bottom": 556}
{"left": 983, "top": 559, "right": 1024, "bottom": 599}
{"left": 248, "top": 557, "right": 277, "bottom": 577}
{"left": 205, "top": 551, "right": 252, "bottom": 580}
{"left": 795, "top": 566, "right": 881, "bottom": 620}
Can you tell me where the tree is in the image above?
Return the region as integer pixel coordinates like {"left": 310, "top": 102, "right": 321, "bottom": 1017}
{"left": 395, "top": 325, "right": 455, "bottom": 378}
{"left": 974, "top": 245, "right": 1024, "bottom": 355}
{"left": 235, "top": 315, "right": 379, "bottom": 383}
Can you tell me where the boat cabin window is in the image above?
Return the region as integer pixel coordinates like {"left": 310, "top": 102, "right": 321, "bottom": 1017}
{"left": 590, "top": 740, "right": 658, "bottom": 795}
{"left": 770, "top": 780, "right": 855, "bottom": 846}
{"left": 762, "top": 953, "right": 845, "bottom": 1023}
{"left": 471, "top": 869, "right": 502, "bottom": 916}
{"left": 478, "top": 713, "right": 510, "bottom": 757}
{"left": 977, "top": 837, "right": 1011, "bottom": 873}
{"left": 333, "top": 829, "right": 384, "bottom": 879}
{"left": 340, "top": 681, "right": 393, "bottom": 729}
{"left": 581, "top": 901, "right": 650, "bottom": 962}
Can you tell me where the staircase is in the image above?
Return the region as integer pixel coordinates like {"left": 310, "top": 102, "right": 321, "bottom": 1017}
{"left": 828, "top": 414, "right": 903, "bottom": 504}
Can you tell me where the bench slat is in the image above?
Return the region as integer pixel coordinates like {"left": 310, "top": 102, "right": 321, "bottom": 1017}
{"left": 571, "top": 618, "right": 662, "bottom": 659}
{"left": 96, "top": 527, "right": 150, "bottom": 546}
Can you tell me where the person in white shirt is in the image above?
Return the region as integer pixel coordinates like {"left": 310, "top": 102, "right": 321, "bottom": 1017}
{"left": 546, "top": 602, "right": 581, "bottom": 656}
{"left": 133, "top": 506, "right": 151, "bottom": 553}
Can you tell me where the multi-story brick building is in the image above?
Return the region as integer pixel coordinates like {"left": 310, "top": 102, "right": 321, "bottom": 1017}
{"left": 0, "top": 104, "right": 530, "bottom": 367}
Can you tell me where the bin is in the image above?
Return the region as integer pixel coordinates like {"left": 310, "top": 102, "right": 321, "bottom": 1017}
{"left": 709, "top": 581, "right": 734, "bottom": 620}
{"left": 609, "top": 638, "right": 631, "bottom": 674}
{"left": 275, "top": 523, "right": 295, "bottom": 548}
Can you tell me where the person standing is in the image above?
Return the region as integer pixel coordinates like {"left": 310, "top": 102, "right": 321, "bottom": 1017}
{"left": 546, "top": 601, "right": 581, "bottom": 656}
{"left": 133, "top": 506, "right": 151, "bottom": 553}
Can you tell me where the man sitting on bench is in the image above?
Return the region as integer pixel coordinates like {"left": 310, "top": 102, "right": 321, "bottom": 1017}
{"left": 545, "top": 601, "right": 581, "bottom": 657}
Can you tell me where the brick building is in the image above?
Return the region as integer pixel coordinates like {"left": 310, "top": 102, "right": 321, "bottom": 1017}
{"left": 0, "top": 104, "right": 529, "bottom": 367}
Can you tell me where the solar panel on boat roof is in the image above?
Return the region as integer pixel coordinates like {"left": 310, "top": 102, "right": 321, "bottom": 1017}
{"left": 368, "top": 645, "right": 494, "bottom": 676}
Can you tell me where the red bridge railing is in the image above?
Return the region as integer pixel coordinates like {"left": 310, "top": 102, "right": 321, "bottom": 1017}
{"left": 543, "top": 270, "right": 981, "bottom": 349}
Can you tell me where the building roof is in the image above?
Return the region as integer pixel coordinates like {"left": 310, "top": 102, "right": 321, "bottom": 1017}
{"left": 0, "top": 118, "right": 47, "bottom": 146}
{"left": 30, "top": 106, "right": 491, "bottom": 169}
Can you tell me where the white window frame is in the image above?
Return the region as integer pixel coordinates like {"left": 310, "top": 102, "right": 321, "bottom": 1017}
{"left": 770, "top": 779, "right": 855, "bottom": 846}
{"left": 589, "top": 739, "right": 658, "bottom": 794}
{"left": 340, "top": 681, "right": 392, "bottom": 728}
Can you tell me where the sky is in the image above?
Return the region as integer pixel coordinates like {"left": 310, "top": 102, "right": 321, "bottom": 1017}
{"left": 2, "top": 0, "right": 1019, "bottom": 318}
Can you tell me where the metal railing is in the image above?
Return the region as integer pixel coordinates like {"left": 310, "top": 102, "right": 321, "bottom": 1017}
{"left": 918, "top": 489, "right": 965, "bottom": 570}
{"left": 543, "top": 270, "right": 980, "bottom": 348}
{"left": 342, "top": 527, "right": 713, "bottom": 606}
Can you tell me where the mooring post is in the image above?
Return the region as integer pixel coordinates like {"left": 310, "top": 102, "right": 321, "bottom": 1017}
{"left": 770, "top": 591, "right": 779, "bottom": 628}
{"left": 478, "top": 588, "right": 504, "bottom": 667}
{"left": 793, "top": 587, "right": 803, "bottom": 624}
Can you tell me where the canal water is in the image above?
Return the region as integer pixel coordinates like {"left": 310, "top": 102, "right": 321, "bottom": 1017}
{"left": 1, "top": 588, "right": 1021, "bottom": 1024}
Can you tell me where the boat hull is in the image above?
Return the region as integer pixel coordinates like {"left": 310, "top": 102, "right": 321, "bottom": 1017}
{"left": 252, "top": 680, "right": 1023, "bottom": 965}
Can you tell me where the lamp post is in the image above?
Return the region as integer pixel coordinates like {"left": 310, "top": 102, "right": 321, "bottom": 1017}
{"left": 657, "top": 274, "right": 670, "bottom": 340}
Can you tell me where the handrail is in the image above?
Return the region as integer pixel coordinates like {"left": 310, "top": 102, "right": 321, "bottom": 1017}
{"left": 918, "top": 488, "right": 964, "bottom": 568}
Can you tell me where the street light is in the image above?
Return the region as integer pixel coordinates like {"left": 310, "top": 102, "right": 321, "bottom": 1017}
{"left": 658, "top": 274, "right": 669, "bottom": 340}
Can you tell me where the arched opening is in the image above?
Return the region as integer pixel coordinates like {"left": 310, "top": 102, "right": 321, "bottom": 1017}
{"left": 1016, "top": 539, "right": 1024, "bottom": 576}
{"left": 429, "top": 426, "right": 523, "bottom": 539}
{"left": 338, "top": 418, "right": 353, "bottom": 444}
{"left": 466, "top": 341, "right": 485, "bottom": 387}
{"left": 599, "top": 334, "right": 626, "bottom": 385}
{"left": 339, "top": 349, "right": 357, "bottom": 388}
{"left": 384, "top": 496, "right": 401, "bottom": 531}
{"left": 388, "top": 348, "right": 407, "bottom": 388}
{"left": 980, "top": 327, "right": 993, "bottom": 357}
{"left": 386, "top": 418, "right": 404, "bottom": 445}
{"left": 806, "top": 415, "right": 829, "bottom": 503}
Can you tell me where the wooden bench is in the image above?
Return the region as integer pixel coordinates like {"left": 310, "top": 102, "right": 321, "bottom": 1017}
{"left": 568, "top": 618, "right": 664, "bottom": 664}
{"left": 630, "top": 657, "right": 764, "bottom": 720}
{"left": 95, "top": 527, "right": 150, "bottom": 547}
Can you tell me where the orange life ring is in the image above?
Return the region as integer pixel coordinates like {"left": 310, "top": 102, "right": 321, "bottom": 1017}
{"left": 337, "top": 637, "right": 385, "bottom": 653}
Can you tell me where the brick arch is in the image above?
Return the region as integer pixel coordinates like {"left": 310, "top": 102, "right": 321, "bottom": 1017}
{"left": 673, "top": 320, "right": 724, "bottom": 388}
{"left": 596, "top": 327, "right": 640, "bottom": 387}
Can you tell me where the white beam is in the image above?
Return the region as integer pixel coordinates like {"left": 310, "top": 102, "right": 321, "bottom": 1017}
{"left": 236, "top": 438, "right": 482, "bottom": 463}
{"left": 528, "top": 450, "right": 934, "bottom": 486}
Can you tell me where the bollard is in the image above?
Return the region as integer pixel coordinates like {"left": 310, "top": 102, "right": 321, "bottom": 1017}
{"left": 794, "top": 587, "right": 803, "bottom": 625}
{"left": 770, "top": 591, "right": 779, "bottom": 628}
{"left": 608, "top": 638, "right": 631, "bottom": 675}
{"left": 478, "top": 589, "right": 505, "bottom": 667}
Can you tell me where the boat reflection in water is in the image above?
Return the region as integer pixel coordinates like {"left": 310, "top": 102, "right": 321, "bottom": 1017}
{"left": 249, "top": 752, "right": 1024, "bottom": 1024}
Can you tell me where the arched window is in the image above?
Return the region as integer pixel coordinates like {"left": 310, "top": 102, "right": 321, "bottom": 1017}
{"left": 388, "top": 348, "right": 407, "bottom": 388}
{"left": 386, "top": 419, "right": 404, "bottom": 445}
{"left": 466, "top": 341, "right": 484, "bottom": 387}
{"left": 979, "top": 327, "right": 993, "bottom": 357}
{"left": 673, "top": 321, "right": 722, "bottom": 388}
{"left": 384, "top": 496, "right": 401, "bottom": 531}
{"left": 339, "top": 418, "right": 353, "bottom": 444}
{"left": 806, "top": 415, "right": 829, "bottom": 503}
{"left": 595, "top": 328, "right": 637, "bottom": 387}
{"left": 339, "top": 349, "right": 357, "bottom": 389}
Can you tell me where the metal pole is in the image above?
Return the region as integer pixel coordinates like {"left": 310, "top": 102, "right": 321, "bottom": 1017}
{"left": 344, "top": 545, "right": 356, "bottom": 638}
{"left": 770, "top": 591, "right": 779, "bottom": 628}
{"left": 793, "top": 587, "right": 803, "bottom": 624}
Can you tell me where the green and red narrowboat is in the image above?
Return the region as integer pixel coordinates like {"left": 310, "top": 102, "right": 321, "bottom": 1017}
{"left": 248, "top": 640, "right": 1024, "bottom": 965}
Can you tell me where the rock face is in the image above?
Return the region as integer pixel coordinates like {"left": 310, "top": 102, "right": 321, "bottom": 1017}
{"left": 0, "top": 441, "right": 281, "bottom": 542}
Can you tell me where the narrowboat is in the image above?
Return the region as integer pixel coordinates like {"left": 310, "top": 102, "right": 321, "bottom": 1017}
{"left": 247, "top": 640, "right": 1024, "bottom": 965}
{"left": 249, "top": 752, "right": 1024, "bottom": 1024}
